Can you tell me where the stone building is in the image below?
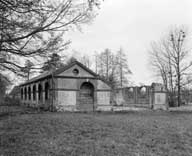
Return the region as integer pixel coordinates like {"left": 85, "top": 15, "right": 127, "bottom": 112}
{"left": 20, "top": 61, "right": 111, "bottom": 111}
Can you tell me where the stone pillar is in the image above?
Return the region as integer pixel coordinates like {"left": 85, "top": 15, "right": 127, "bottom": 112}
{"left": 134, "top": 87, "right": 138, "bottom": 104}
{"left": 152, "top": 83, "right": 168, "bottom": 110}
{"left": 42, "top": 81, "right": 45, "bottom": 105}
{"left": 35, "top": 83, "right": 38, "bottom": 107}
{"left": 29, "top": 84, "right": 33, "bottom": 107}
{"left": 149, "top": 87, "right": 153, "bottom": 109}
{"left": 20, "top": 87, "right": 23, "bottom": 105}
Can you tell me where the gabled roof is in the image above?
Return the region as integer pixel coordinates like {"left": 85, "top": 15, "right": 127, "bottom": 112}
{"left": 53, "top": 60, "right": 98, "bottom": 77}
{"left": 20, "top": 61, "right": 99, "bottom": 86}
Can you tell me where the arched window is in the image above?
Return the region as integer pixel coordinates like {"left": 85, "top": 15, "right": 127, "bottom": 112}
{"left": 38, "top": 84, "right": 42, "bottom": 101}
{"left": 140, "top": 87, "right": 146, "bottom": 94}
{"left": 129, "top": 87, "right": 134, "bottom": 92}
{"left": 24, "top": 87, "right": 27, "bottom": 100}
{"left": 127, "top": 87, "right": 134, "bottom": 98}
{"left": 139, "top": 87, "right": 147, "bottom": 98}
{"left": 73, "top": 68, "right": 79, "bottom": 75}
{"left": 33, "top": 85, "right": 36, "bottom": 100}
{"left": 21, "top": 88, "right": 23, "bottom": 100}
{"left": 28, "top": 86, "right": 31, "bottom": 100}
{"left": 45, "top": 82, "right": 49, "bottom": 100}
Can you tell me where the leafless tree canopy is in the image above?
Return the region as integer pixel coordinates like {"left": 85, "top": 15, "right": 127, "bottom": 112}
{"left": 95, "top": 48, "right": 132, "bottom": 88}
{"left": 149, "top": 26, "right": 192, "bottom": 106}
{"left": 0, "top": 0, "right": 101, "bottom": 76}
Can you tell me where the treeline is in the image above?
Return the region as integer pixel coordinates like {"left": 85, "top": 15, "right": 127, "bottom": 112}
{"left": 29, "top": 47, "right": 132, "bottom": 89}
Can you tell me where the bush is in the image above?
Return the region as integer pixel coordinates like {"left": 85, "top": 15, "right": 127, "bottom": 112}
{"left": 3, "top": 96, "right": 21, "bottom": 106}
{"left": 168, "top": 100, "right": 174, "bottom": 107}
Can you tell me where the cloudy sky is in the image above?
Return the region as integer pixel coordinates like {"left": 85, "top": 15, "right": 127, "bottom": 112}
{"left": 66, "top": 0, "right": 192, "bottom": 85}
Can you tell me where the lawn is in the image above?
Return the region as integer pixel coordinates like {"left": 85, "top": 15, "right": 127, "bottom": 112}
{"left": 1, "top": 109, "right": 192, "bottom": 156}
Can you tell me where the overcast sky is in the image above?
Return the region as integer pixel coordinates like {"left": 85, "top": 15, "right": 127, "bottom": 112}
{"left": 66, "top": 0, "right": 192, "bottom": 85}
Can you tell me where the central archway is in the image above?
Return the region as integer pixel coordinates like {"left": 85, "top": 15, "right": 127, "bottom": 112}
{"left": 79, "top": 82, "right": 94, "bottom": 111}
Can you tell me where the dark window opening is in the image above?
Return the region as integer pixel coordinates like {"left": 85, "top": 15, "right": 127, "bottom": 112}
{"left": 73, "top": 68, "right": 79, "bottom": 75}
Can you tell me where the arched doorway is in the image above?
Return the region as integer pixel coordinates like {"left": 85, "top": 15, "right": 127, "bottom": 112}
{"left": 79, "top": 82, "right": 94, "bottom": 111}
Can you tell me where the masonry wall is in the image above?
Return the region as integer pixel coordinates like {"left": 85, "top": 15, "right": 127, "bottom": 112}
{"left": 54, "top": 77, "right": 111, "bottom": 111}
{"left": 113, "top": 86, "right": 152, "bottom": 108}
{"left": 54, "top": 78, "right": 77, "bottom": 111}
{"left": 96, "top": 80, "right": 111, "bottom": 111}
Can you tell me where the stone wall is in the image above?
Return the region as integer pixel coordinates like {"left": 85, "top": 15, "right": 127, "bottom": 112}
{"left": 95, "top": 79, "right": 111, "bottom": 111}
{"left": 113, "top": 86, "right": 151, "bottom": 108}
{"left": 111, "top": 83, "right": 168, "bottom": 110}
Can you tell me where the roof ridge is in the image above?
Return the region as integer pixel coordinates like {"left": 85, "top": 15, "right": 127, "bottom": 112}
{"left": 20, "top": 60, "right": 98, "bottom": 86}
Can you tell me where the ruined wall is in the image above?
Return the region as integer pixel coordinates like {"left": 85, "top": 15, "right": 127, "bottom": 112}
{"left": 113, "top": 86, "right": 151, "bottom": 108}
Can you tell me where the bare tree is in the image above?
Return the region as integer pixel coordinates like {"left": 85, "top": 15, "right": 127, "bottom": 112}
{"left": 80, "top": 55, "right": 92, "bottom": 68}
{"left": 149, "top": 27, "right": 192, "bottom": 106}
{"left": 66, "top": 56, "right": 78, "bottom": 65}
{"left": 0, "top": 0, "right": 101, "bottom": 76}
{"left": 95, "top": 49, "right": 116, "bottom": 87}
{"left": 94, "top": 51, "right": 98, "bottom": 74}
{"left": 96, "top": 49, "right": 115, "bottom": 79}
{"left": 95, "top": 48, "right": 132, "bottom": 88}
{"left": 116, "top": 47, "right": 132, "bottom": 88}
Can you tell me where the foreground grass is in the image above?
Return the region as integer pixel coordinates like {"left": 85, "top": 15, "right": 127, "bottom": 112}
{"left": 1, "top": 110, "right": 192, "bottom": 156}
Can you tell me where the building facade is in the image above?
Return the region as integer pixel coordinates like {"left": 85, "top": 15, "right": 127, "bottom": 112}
{"left": 20, "top": 61, "right": 111, "bottom": 111}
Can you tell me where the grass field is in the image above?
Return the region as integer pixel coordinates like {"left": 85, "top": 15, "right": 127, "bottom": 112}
{"left": 1, "top": 108, "right": 192, "bottom": 156}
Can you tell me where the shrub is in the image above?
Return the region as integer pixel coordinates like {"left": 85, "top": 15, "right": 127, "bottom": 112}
{"left": 3, "top": 96, "right": 21, "bottom": 106}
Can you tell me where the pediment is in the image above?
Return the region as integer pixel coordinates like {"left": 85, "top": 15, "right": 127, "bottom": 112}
{"left": 57, "top": 64, "right": 96, "bottom": 78}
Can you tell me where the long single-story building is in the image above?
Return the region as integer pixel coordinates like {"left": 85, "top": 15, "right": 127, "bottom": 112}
{"left": 20, "top": 61, "right": 112, "bottom": 111}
